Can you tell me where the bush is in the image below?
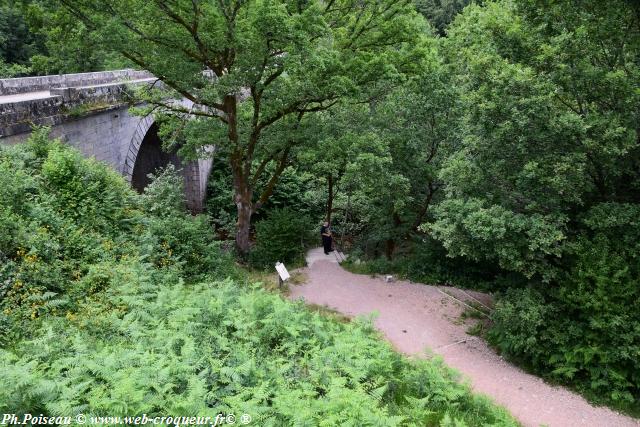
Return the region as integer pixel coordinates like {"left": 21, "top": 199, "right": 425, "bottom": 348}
{"left": 0, "top": 131, "right": 233, "bottom": 338}
{"left": 344, "top": 237, "right": 521, "bottom": 292}
{"left": 139, "top": 165, "right": 238, "bottom": 281}
{"left": 489, "top": 203, "right": 640, "bottom": 408}
{"left": 0, "top": 130, "right": 139, "bottom": 332}
{"left": 249, "top": 208, "right": 315, "bottom": 268}
{"left": 487, "top": 287, "right": 554, "bottom": 363}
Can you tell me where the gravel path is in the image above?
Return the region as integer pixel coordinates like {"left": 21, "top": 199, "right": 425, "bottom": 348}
{"left": 288, "top": 248, "right": 640, "bottom": 427}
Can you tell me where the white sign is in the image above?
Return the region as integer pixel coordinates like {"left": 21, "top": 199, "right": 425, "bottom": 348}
{"left": 275, "top": 262, "right": 290, "bottom": 281}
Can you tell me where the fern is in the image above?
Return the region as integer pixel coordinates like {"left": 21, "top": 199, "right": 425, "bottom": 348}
{"left": 0, "top": 138, "right": 517, "bottom": 426}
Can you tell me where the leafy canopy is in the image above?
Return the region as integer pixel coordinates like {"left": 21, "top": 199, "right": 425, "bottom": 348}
{"left": 58, "top": 0, "right": 428, "bottom": 254}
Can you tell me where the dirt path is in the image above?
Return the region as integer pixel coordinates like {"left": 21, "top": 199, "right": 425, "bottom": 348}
{"left": 288, "top": 248, "right": 639, "bottom": 427}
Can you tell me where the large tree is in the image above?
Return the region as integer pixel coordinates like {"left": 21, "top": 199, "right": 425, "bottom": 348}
{"left": 59, "top": 0, "right": 425, "bottom": 255}
{"left": 296, "top": 46, "right": 456, "bottom": 260}
{"left": 431, "top": 0, "right": 640, "bottom": 280}
{"left": 434, "top": 0, "right": 640, "bottom": 402}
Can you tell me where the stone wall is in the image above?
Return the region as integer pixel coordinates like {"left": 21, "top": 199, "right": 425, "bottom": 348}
{"left": 0, "top": 69, "right": 152, "bottom": 95}
{"left": 0, "top": 70, "right": 212, "bottom": 213}
{"left": 1, "top": 105, "right": 142, "bottom": 173}
{"left": 1, "top": 78, "right": 155, "bottom": 138}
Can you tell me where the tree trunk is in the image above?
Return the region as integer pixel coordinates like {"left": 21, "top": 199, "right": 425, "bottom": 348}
{"left": 235, "top": 193, "right": 253, "bottom": 257}
{"left": 385, "top": 212, "right": 403, "bottom": 260}
{"left": 385, "top": 238, "right": 395, "bottom": 261}
{"left": 326, "top": 174, "right": 334, "bottom": 223}
{"left": 224, "top": 94, "right": 255, "bottom": 257}
{"left": 231, "top": 155, "right": 253, "bottom": 257}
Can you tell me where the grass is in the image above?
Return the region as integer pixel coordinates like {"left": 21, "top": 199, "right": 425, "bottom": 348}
{"left": 465, "top": 321, "right": 487, "bottom": 337}
{"left": 305, "top": 303, "right": 352, "bottom": 323}
{"left": 64, "top": 101, "right": 114, "bottom": 117}
{"left": 244, "top": 266, "right": 308, "bottom": 296}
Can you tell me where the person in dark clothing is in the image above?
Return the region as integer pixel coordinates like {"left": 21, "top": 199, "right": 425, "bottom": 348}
{"left": 321, "top": 221, "right": 333, "bottom": 255}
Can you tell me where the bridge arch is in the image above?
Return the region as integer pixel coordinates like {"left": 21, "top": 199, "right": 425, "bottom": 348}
{"left": 122, "top": 114, "right": 154, "bottom": 182}
{"left": 122, "top": 115, "right": 213, "bottom": 213}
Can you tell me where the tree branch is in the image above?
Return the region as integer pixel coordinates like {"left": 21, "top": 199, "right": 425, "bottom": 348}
{"left": 254, "top": 147, "right": 291, "bottom": 211}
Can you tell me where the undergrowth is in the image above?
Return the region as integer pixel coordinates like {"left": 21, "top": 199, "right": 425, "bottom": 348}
{"left": 342, "top": 238, "right": 525, "bottom": 293}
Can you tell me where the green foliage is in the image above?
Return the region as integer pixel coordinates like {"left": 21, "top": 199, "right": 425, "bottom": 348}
{"left": 297, "top": 50, "right": 457, "bottom": 260}
{"left": 206, "top": 158, "right": 322, "bottom": 240}
{"left": 57, "top": 0, "right": 428, "bottom": 254}
{"left": 0, "top": 0, "right": 127, "bottom": 76}
{"left": 252, "top": 166, "right": 322, "bottom": 222}
{"left": 140, "top": 165, "right": 237, "bottom": 281}
{"left": 488, "top": 287, "right": 552, "bottom": 360}
{"left": 433, "top": 0, "right": 640, "bottom": 281}
{"left": 0, "top": 129, "right": 135, "bottom": 334}
{"left": 249, "top": 208, "right": 315, "bottom": 269}
{"left": 415, "top": 0, "right": 473, "bottom": 35}
{"left": 4, "top": 0, "right": 639, "bottom": 416}
{"left": 205, "top": 157, "right": 236, "bottom": 238}
{"left": 334, "top": 0, "right": 640, "bottom": 411}
{"left": 140, "top": 164, "right": 186, "bottom": 216}
{"left": 0, "top": 0, "right": 37, "bottom": 77}
{"left": 0, "top": 129, "right": 233, "bottom": 339}
{"left": 0, "top": 275, "right": 517, "bottom": 425}
{"left": 489, "top": 202, "right": 640, "bottom": 406}
{"left": 24, "top": 0, "right": 131, "bottom": 74}
{"left": 0, "top": 1, "right": 40, "bottom": 68}
{"left": 0, "top": 133, "right": 515, "bottom": 426}
{"left": 344, "top": 236, "right": 524, "bottom": 293}
{"left": 0, "top": 58, "right": 30, "bottom": 77}
{"left": 434, "top": 0, "right": 640, "bottom": 408}
{"left": 40, "top": 141, "right": 135, "bottom": 235}
{"left": 369, "top": 52, "right": 455, "bottom": 258}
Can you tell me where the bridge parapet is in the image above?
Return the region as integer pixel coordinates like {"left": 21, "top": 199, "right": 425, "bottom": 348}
{"left": 0, "top": 69, "right": 152, "bottom": 96}
{"left": 0, "top": 70, "right": 156, "bottom": 138}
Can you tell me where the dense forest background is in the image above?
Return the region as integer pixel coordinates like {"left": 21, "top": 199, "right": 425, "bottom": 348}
{"left": 1, "top": 0, "right": 639, "bottom": 418}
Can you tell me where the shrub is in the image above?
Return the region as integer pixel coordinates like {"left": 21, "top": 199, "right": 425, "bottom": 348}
{"left": 345, "top": 237, "right": 521, "bottom": 291}
{"left": 249, "top": 208, "right": 315, "bottom": 268}
{"left": 0, "top": 131, "right": 232, "bottom": 338}
{"left": 487, "top": 287, "right": 553, "bottom": 363}
{"left": 139, "top": 165, "right": 238, "bottom": 281}
{"left": 140, "top": 164, "right": 185, "bottom": 216}
{"left": 0, "top": 131, "right": 139, "bottom": 331}
{"left": 489, "top": 203, "right": 640, "bottom": 407}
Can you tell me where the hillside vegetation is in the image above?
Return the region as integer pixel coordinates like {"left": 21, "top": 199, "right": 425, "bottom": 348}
{"left": 1, "top": 0, "right": 639, "bottom": 419}
{"left": 0, "top": 131, "right": 516, "bottom": 426}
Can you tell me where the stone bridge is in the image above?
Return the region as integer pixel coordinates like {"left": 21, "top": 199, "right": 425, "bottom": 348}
{"left": 0, "top": 69, "right": 213, "bottom": 212}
